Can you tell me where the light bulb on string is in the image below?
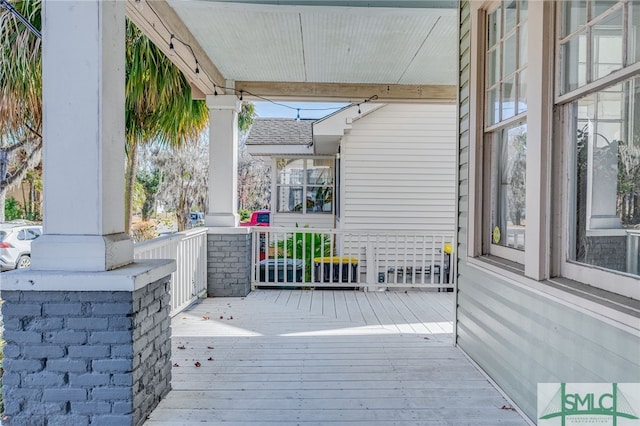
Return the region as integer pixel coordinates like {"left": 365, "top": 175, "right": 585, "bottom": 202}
{"left": 168, "top": 34, "right": 175, "bottom": 57}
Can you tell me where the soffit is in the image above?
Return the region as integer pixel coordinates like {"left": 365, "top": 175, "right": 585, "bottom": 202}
{"left": 128, "top": 0, "right": 458, "bottom": 100}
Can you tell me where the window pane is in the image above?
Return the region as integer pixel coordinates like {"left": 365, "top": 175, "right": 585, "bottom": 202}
{"left": 504, "top": 0, "right": 518, "bottom": 35}
{"left": 492, "top": 123, "right": 527, "bottom": 250}
{"left": 307, "top": 159, "right": 333, "bottom": 185}
{"left": 590, "top": 0, "right": 617, "bottom": 20}
{"left": 503, "top": 33, "right": 517, "bottom": 77}
{"left": 488, "top": 8, "right": 501, "bottom": 48}
{"left": 502, "top": 77, "right": 516, "bottom": 120}
{"left": 592, "top": 8, "right": 623, "bottom": 80}
{"left": 562, "top": 0, "right": 587, "bottom": 37}
{"left": 572, "top": 77, "right": 640, "bottom": 276}
{"left": 519, "top": 21, "right": 528, "bottom": 68}
{"left": 517, "top": 69, "right": 527, "bottom": 114}
{"left": 277, "top": 186, "right": 303, "bottom": 212}
{"left": 277, "top": 159, "right": 304, "bottom": 185}
{"left": 487, "top": 87, "right": 499, "bottom": 125}
{"left": 488, "top": 48, "right": 500, "bottom": 87}
{"left": 630, "top": 1, "right": 640, "bottom": 64}
{"left": 519, "top": 0, "right": 528, "bottom": 24}
{"left": 307, "top": 187, "right": 333, "bottom": 213}
{"left": 561, "top": 33, "right": 588, "bottom": 94}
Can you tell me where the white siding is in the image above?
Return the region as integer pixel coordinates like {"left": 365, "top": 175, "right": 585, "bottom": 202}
{"left": 340, "top": 103, "right": 457, "bottom": 232}
{"left": 272, "top": 213, "right": 335, "bottom": 229}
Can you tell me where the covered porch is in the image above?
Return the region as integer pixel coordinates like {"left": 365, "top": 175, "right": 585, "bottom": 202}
{"left": 146, "top": 290, "right": 527, "bottom": 425}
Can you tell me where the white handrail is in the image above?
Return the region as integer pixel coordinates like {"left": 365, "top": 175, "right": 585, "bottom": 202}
{"left": 251, "top": 228, "right": 455, "bottom": 290}
{"left": 134, "top": 228, "right": 208, "bottom": 315}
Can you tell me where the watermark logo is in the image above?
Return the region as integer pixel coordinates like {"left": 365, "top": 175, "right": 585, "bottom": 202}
{"left": 538, "top": 383, "right": 640, "bottom": 425}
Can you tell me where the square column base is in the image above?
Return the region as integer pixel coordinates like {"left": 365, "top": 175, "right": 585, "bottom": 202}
{"left": 207, "top": 227, "right": 251, "bottom": 297}
{"left": 0, "top": 260, "right": 175, "bottom": 426}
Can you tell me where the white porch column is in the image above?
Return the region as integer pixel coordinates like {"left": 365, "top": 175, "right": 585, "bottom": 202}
{"left": 206, "top": 94, "right": 241, "bottom": 227}
{"left": 31, "top": 0, "right": 132, "bottom": 271}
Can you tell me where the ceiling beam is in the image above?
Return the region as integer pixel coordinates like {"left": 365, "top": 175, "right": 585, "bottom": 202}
{"left": 234, "top": 81, "right": 456, "bottom": 102}
{"left": 125, "top": 0, "right": 226, "bottom": 95}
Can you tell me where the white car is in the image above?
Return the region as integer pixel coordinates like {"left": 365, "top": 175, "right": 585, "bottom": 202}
{"left": 0, "top": 223, "right": 43, "bottom": 271}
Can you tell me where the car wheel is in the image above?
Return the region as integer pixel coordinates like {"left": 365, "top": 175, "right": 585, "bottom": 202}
{"left": 16, "top": 255, "right": 31, "bottom": 269}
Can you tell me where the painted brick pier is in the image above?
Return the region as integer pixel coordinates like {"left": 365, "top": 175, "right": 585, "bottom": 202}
{"left": 1, "top": 273, "right": 172, "bottom": 426}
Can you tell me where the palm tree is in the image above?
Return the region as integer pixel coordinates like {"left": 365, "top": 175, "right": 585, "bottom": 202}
{"left": 124, "top": 21, "right": 209, "bottom": 233}
{"left": 0, "top": 0, "right": 42, "bottom": 222}
{"left": 1, "top": 1, "right": 254, "bottom": 230}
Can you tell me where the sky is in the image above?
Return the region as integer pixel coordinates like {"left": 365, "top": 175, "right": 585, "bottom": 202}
{"left": 253, "top": 101, "right": 349, "bottom": 120}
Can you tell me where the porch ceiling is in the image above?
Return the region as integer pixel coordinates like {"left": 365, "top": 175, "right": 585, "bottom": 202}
{"left": 126, "top": 0, "right": 458, "bottom": 101}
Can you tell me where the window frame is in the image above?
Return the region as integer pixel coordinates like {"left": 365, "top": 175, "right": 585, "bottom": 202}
{"left": 554, "top": 0, "right": 640, "bottom": 299}
{"left": 273, "top": 156, "right": 335, "bottom": 215}
{"left": 479, "top": 0, "right": 530, "bottom": 264}
{"left": 468, "top": 0, "right": 639, "bottom": 300}
{"left": 468, "top": 0, "right": 554, "bottom": 280}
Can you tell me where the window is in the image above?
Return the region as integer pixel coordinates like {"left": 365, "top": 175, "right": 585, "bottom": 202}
{"left": 557, "top": 0, "right": 640, "bottom": 292}
{"left": 484, "top": 0, "right": 528, "bottom": 262}
{"left": 276, "top": 158, "right": 333, "bottom": 214}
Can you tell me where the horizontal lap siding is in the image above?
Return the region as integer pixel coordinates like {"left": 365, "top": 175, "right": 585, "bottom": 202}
{"left": 272, "top": 213, "right": 335, "bottom": 229}
{"left": 455, "top": 3, "right": 640, "bottom": 423}
{"left": 457, "top": 263, "right": 640, "bottom": 421}
{"left": 458, "top": 1, "right": 471, "bottom": 258}
{"left": 342, "top": 103, "right": 456, "bottom": 232}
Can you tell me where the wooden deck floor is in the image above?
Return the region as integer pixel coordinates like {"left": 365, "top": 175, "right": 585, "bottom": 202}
{"left": 144, "top": 290, "right": 528, "bottom": 425}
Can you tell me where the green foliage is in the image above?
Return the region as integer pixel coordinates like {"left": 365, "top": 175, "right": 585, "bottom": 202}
{"left": 238, "top": 208, "right": 251, "bottom": 222}
{"left": 4, "top": 197, "right": 23, "bottom": 221}
{"left": 275, "top": 227, "right": 332, "bottom": 280}
{"left": 136, "top": 169, "right": 162, "bottom": 220}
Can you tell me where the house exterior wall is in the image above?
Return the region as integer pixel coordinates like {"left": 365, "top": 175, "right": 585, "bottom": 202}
{"left": 456, "top": 1, "right": 640, "bottom": 423}
{"left": 339, "top": 103, "right": 457, "bottom": 232}
{"left": 272, "top": 213, "right": 335, "bottom": 229}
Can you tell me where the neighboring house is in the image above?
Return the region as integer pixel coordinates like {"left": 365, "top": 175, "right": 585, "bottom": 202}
{"left": 246, "top": 103, "right": 457, "bottom": 233}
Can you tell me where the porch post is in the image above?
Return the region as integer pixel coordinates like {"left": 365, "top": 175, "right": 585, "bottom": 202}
{"left": 205, "top": 94, "right": 241, "bottom": 227}
{"left": 0, "top": 1, "right": 174, "bottom": 424}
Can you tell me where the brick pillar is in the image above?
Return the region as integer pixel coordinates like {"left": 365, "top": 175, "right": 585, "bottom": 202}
{"left": 1, "top": 261, "right": 174, "bottom": 426}
{"left": 207, "top": 228, "right": 252, "bottom": 297}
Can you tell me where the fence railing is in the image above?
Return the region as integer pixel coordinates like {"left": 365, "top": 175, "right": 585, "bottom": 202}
{"left": 134, "top": 228, "right": 208, "bottom": 316}
{"left": 251, "top": 228, "right": 455, "bottom": 290}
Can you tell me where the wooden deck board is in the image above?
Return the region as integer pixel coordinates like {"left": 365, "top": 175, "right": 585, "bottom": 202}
{"left": 144, "top": 290, "right": 528, "bottom": 425}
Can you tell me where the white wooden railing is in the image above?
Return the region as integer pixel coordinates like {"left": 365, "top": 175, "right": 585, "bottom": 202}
{"left": 134, "top": 228, "right": 208, "bottom": 316}
{"left": 251, "top": 228, "right": 456, "bottom": 290}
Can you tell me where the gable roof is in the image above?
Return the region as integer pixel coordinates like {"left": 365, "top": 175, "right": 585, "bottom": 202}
{"left": 245, "top": 118, "right": 314, "bottom": 146}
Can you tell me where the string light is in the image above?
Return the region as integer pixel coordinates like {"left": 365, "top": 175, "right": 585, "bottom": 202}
{"left": 143, "top": 0, "right": 380, "bottom": 114}
{"left": 168, "top": 34, "right": 175, "bottom": 57}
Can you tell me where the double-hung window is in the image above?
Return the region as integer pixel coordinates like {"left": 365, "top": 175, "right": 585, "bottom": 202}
{"left": 484, "top": 0, "right": 529, "bottom": 263}
{"left": 557, "top": 0, "right": 640, "bottom": 297}
{"left": 275, "top": 158, "right": 334, "bottom": 214}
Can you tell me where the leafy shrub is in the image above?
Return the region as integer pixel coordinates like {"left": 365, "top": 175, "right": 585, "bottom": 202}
{"left": 4, "top": 197, "right": 23, "bottom": 221}
{"left": 276, "top": 227, "right": 332, "bottom": 280}
{"left": 131, "top": 221, "right": 158, "bottom": 242}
